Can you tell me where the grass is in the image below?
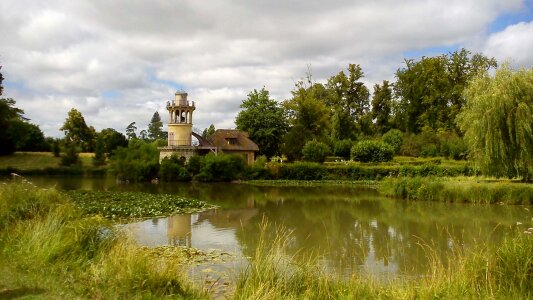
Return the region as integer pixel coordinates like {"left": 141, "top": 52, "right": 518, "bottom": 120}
{"left": 235, "top": 221, "right": 533, "bottom": 299}
{"left": 0, "top": 151, "right": 95, "bottom": 170}
{"left": 0, "top": 180, "right": 207, "bottom": 299}
{"left": 379, "top": 176, "right": 533, "bottom": 205}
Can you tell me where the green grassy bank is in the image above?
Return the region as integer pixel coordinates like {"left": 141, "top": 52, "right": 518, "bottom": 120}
{"left": 0, "top": 152, "right": 106, "bottom": 176}
{"left": 236, "top": 222, "right": 533, "bottom": 299}
{"left": 0, "top": 181, "right": 206, "bottom": 299}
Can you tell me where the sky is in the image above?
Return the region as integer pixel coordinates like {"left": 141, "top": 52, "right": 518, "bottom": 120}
{"left": 1, "top": 0, "right": 532, "bottom": 138}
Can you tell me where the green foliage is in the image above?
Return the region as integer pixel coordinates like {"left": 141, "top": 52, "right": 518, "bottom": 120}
{"left": 125, "top": 122, "right": 137, "bottom": 140}
{"left": 186, "top": 155, "right": 203, "bottom": 176}
{"left": 278, "top": 162, "right": 327, "bottom": 180}
{"left": 382, "top": 129, "right": 403, "bottom": 154}
{"left": 0, "top": 66, "right": 3, "bottom": 96}
{"left": 202, "top": 124, "right": 215, "bottom": 138}
{"left": 333, "top": 139, "right": 353, "bottom": 159}
{"left": 159, "top": 155, "right": 191, "bottom": 182}
{"left": 371, "top": 80, "right": 393, "bottom": 134}
{"left": 9, "top": 118, "right": 48, "bottom": 152}
{"left": 98, "top": 128, "right": 128, "bottom": 155}
{"left": 147, "top": 111, "right": 164, "bottom": 141}
{"left": 92, "top": 136, "right": 106, "bottom": 166}
{"left": 50, "top": 138, "right": 61, "bottom": 157}
{"left": 64, "top": 190, "right": 209, "bottom": 219}
{"left": 60, "top": 108, "right": 96, "bottom": 152}
{"left": 380, "top": 177, "right": 533, "bottom": 204}
{"left": 235, "top": 88, "right": 289, "bottom": 158}
{"left": 458, "top": 65, "right": 533, "bottom": 180}
{"left": 194, "top": 153, "right": 247, "bottom": 182}
{"left": 302, "top": 140, "right": 330, "bottom": 163}
{"left": 110, "top": 139, "right": 159, "bottom": 182}
{"left": 326, "top": 64, "right": 370, "bottom": 139}
{"left": 0, "top": 98, "right": 26, "bottom": 155}
{"left": 395, "top": 49, "right": 497, "bottom": 133}
{"left": 60, "top": 143, "right": 81, "bottom": 166}
{"left": 351, "top": 140, "right": 394, "bottom": 162}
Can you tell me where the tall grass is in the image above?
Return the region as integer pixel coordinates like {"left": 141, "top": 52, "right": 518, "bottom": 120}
{"left": 0, "top": 180, "right": 206, "bottom": 299}
{"left": 235, "top": 221, "right": 533, "bottom": 299}
{"left": 379, "top": 176, "right": 533, "bottom": 204}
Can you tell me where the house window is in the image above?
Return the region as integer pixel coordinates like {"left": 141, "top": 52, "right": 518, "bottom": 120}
{"left": 226, "top": 138, "right": 238, "bottom": 145}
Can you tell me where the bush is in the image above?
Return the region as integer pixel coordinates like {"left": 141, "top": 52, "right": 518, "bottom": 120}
{"left": 302, "top": 141, "right": 330, "bottom": 163}
{"left": 333, "top": 139, "right": 353, "bottom": 159}
{"left": 278, "top": 162, "right": 327, "bottom": 180}
{"left": 61, "top": 144, "right": 81, "bottom": 166}
{"left": 351, "top": 140, "right": 394, "bottom": 162}
{"left": 194, "top": 153, "right": 246, "bottom": 182}
{"left": 110, "top": 139, "right": 159, "bottom": 182}
{"left": 382, "top": 129, "right": 403, "bottom": 154}
{"left": 186, "top": 155, "right": 203, "bottom": 176}
{"left": 159, "top": 155, "right": 191, "bottom": 182}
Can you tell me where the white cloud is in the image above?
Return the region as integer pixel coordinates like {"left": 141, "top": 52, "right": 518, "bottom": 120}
{"left": 0, "top": 0, "right": 530, "bottom": 137}
{"left": 484, "top": 21, "right": 533, "bottom": 67}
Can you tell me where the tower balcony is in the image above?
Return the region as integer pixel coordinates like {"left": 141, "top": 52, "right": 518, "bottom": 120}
{"left": 166, "top": 100, "right": 195, "bottom": 108}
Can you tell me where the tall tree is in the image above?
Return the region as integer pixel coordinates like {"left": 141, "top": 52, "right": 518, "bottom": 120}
{"left": 125, "top": 122, "right": 137, "bottom": 140}
{"left": 147, "top": 111, "right": 163, "bottom": 141}
{"left": 0, "top": 66, "right": 4, "bottom": 96}
{"left": 98, "top": 128, "right": 128, "bottom": 154}
{"left": 371, "top": 80, "right": 393, "bottom": 134}
{"left": 236, "top": 88, "right": 289, "bottom": 158}
{"left": 395, "top": 48, "right": 497, "bottom": 133}
{"left": 60, "top": 108, "right": 96, "bottom": 151}
{"left": 326, "top": 64, "right": 370, "bottom": 139}
{"left": 0, "top": 98, "right": 25, "bottom": 155}
{"left": 283, "top": 81, "right": 330, "bottom": 160}
{"left": 457, "top": 65, "right": 533, "bottom": 180}
{"left": 202, "top": 124, "right": 215, "bottom": 138}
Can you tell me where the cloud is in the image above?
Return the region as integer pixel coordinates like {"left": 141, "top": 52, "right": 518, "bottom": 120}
{"left": 0, "top": 0, "right": 529, "bottom": 137}
{"left": 484, "top": 21, "right": 533, "bottom": 67}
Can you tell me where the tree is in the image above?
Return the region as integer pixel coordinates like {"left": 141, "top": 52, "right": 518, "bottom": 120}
{"left": 139, "top": 130, "right": 148, "bottom": 140}
{"left": 235, "top": 88, "right": 289, "bottom": 158}
{"left": 283, "top": 81, "right": 330, "bottom": 160}
{"left": 92, "top": 136, "right": 106, "bottom": 166}
{"left": 0, "top": 98, "right": 26, "bottom": 155}
{"left": 98, "top": 128, "right": 128, "bottom": 155}
{"left": 10, "top": 119, "right": 48, "bottom": 151}
{"left": 147, "top": 111, "right": 164, "bottom": 141}
{"left": 0, "top": 65, "right": 4, "bottom": 96}
{"left": 302, "top": 140, "right": 330, "bottom": 163}
{"left": 60, "top": 108, "right": 96, "bottom": 152}
{"left": 457, "top": 65, "right": 533, "bottom": 180}
{"left": 202, "top": 124, "right": 215, "bottom": 138}
{"left": 326, "top": 64, "right": 370, "bottom": 139}
{"left": 371, "top": 80, "right": 393, "bottom": 134}
{"left": 125, "top": 122, "right": 137, "bottom": 140}
{"left": 395, "top": 49, "right": 497, "bottom": 133}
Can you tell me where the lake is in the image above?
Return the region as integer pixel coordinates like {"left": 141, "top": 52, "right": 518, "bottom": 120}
{"left": 29, "top": 176, "right": 529, "bottom": 279}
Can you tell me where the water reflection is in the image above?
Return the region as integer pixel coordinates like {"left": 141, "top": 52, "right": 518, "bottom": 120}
{"left": 28, "top": 176, "right": 530, "bottom": 278}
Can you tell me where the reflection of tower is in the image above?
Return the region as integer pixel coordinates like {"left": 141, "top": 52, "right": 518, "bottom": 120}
{"left": 167, "top": 91, "right": 196, "bottom": 146}
{"left": 167, "top": 214, "right": 192, "bottom": 246}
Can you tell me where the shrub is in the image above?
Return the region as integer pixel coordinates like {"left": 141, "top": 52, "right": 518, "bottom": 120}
{"left": 186, "top": 155, "right": 203, "bottom": 176}
{"left": 110, "top": 139, "right": 159, "bottom": 182}
{"left": 333, "top": 139, "right": 353, "bottom": 159}
{"left": 302, "top": 141, "right": 331, "bottom": 163}
{"left": 194, "top": 153, "right": 246, "bottom": 182}
{"left": 159, "top": 155, "right": 191, "bottom": 182}
{"left": 61, "top": 143, "right": 81, "bottom": 166}
{"left": 351, "top": 140, "right": 394, "bottom": 162}
{"left": 382, "top": 129, "right": 403, "bottom": 154}
{"left": 278, "top": 162, "right": 327, "bottom": 180}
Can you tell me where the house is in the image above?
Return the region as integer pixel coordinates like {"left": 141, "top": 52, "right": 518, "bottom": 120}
{"left": 208, "top": 129, "right": 259, "bottom": 165}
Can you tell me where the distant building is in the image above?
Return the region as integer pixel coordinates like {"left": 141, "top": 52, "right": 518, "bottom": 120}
{"left": 159, "top": 91, "right": 258, "bottom": 164}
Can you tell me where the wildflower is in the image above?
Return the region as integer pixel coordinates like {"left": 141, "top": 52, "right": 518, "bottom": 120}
{"left": 516, "top": 222, "right": 523, "bottom": 225}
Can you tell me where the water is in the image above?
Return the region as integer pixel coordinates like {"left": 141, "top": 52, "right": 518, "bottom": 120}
{"left": 29, "top": 176, "right": 530, "bottom": 279}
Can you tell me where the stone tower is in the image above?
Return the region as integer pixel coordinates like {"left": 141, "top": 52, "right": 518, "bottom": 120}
{"left": 166, "top": 91, "right": 195, "bottom": 146}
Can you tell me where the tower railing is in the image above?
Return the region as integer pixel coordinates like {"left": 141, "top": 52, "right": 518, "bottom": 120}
{"left": 166, "top": 100, "right": 195, "bottom": 107}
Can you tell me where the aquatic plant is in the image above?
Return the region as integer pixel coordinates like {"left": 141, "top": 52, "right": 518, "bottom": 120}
{"left": 64, "top": 190, "right": 213, "bottom": 220}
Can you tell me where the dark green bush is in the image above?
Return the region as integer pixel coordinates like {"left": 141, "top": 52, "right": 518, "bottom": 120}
{"left": 186, "top": 155, "right": 203, "bottom": 176}
{"left": 333, "top": 139, "right": 353, "bottom": 159}
{"left": 194, "top": 153, "right": 246, "bottom": 182}
{"left": 382, "top": 129, "right": 403, "bottom": 154}
{"left": 110, "top": 139, "right": 159, "bottom": 182}
{"left": 278, "top": 162, "right": 327, "bottom": 180}
{"left": 302, "top": 141, "right": 331, "bottom": 163}
{"left": 61, "top": 144, "right": 81, "bottom": 166}
{"left": 351, "top": 140, "right": 394, "bottom": 162}
{"left": 159, "top": 155, "right": 191, "bottom": 182}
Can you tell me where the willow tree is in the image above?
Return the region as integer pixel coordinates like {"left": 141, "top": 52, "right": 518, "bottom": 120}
{"left": 457, "top": 65, "right": 533, "bottom": 180}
